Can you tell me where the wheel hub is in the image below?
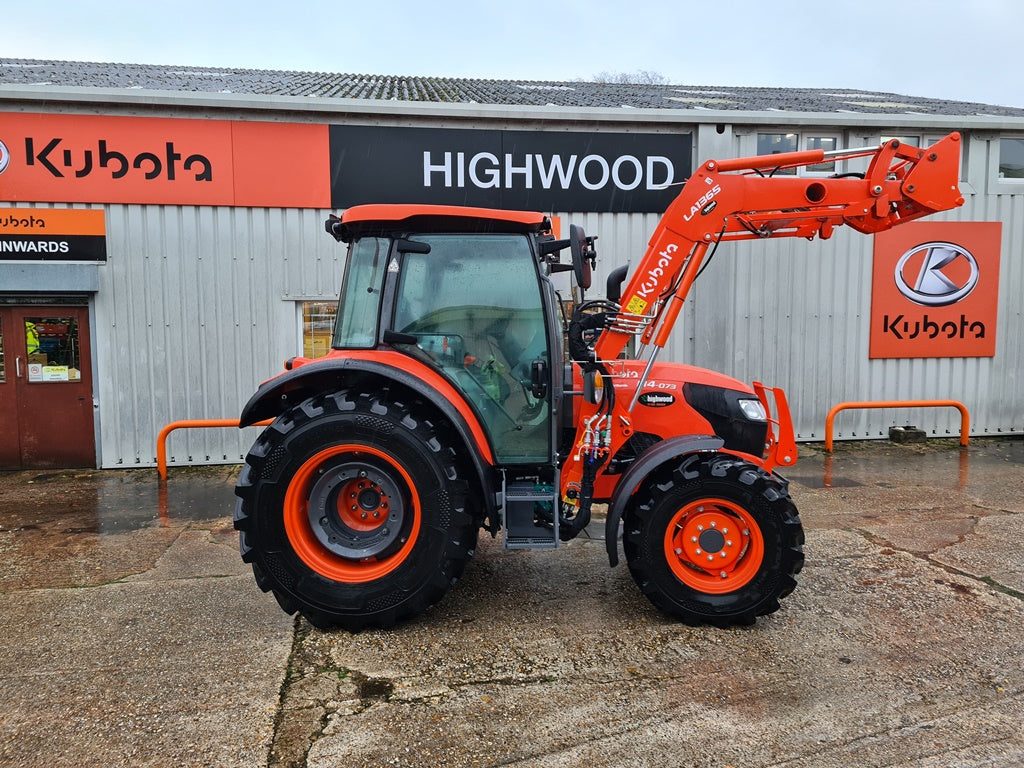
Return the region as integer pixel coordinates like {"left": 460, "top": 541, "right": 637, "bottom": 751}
{"left": 306, "top": 460, "right": 405, "bottom": 560}
{"left": 358, "top": 487, "right": 383, "bottom": 511}
{"left": 698, "top": 527, "right": 725, "bottom": 553}
{"left": 664, "top": 499, "right": 764, "bottom": 593}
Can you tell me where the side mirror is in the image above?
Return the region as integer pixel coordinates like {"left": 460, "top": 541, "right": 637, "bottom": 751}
{"left": 569, "top": 224, "right": 594, "bottom": 291}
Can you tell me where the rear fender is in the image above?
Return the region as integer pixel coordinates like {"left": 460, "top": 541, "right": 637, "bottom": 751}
{"left": 239, "top": 356, "right": 498, "bottom": 519}
{"left": 604, "top": 434, "right": 724, "bottom": 566}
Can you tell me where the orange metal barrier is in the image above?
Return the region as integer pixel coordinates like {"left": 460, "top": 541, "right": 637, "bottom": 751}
{"left": 824, "top": 400, "right": 969, "bottom": 452}
{"left": 157, "top": 418, "right": 273, "bottom": 480}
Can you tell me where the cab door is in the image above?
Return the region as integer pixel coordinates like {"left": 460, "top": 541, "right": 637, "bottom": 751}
{"left": 391, "top": 232, "right": 553, "bottom": 465}
{"left": 0, "top": 305, "right": 96, "bottom": 469}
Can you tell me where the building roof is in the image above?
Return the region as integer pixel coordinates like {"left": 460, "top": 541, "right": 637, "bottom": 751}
{"left": 3, "top": 58, "right": 1024, "bottom": 119}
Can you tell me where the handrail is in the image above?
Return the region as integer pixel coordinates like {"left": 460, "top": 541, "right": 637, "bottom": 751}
{"left": 157, "top": 418, "right": 273, "bottom": 480}
{"left": 825, "top": 400, "right": 969, "bottom": 452}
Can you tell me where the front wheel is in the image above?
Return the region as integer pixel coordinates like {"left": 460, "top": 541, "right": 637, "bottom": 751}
{"left": 234, "top": 390, "right": 477, "bottom": 631}
{"left": 623, "top": 454, "right": 804, "bottom": 627}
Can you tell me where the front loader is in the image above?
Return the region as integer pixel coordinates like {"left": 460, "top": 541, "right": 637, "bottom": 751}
{"left": 234, "top": 134, "right": 964, "bottom": 630}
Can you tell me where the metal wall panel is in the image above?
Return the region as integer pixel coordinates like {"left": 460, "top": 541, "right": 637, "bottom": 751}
{"left": 93, "top": 205, "right": 341, "bottom": 468}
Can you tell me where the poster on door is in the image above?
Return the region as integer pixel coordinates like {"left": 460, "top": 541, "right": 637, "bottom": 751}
{"left": 869, "top": 222, "right": 1001, "bottom": 359}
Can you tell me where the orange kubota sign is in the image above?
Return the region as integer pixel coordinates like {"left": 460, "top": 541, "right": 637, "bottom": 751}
{"left": 870, "top": 221, "right": 1001, "bottom": 358}
{"left": 0, "top": 113, "right": 330, "bottom": 208}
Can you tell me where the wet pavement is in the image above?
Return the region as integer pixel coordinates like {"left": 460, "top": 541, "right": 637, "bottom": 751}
{"left": 0, "top": 438, "right": 1022, "bottom": 768}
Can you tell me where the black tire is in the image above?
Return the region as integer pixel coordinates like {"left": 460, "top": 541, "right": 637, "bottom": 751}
{"left": 234, "top": 390, "right": 478, "bottom": 631}
{"left": 622, "top": 453, "right": 804, "bottom": 627}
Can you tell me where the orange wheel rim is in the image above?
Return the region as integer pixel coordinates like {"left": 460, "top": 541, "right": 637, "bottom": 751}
{"left": 663, "top": 497, "right": 764, "bottom": 594}
{"left": 283, "top": 444, "right": 421, "bottom": 583}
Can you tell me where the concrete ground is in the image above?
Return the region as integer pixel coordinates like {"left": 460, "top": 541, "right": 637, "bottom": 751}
{"left": 0, "top": 438, "right": 1021, "bottom": 768}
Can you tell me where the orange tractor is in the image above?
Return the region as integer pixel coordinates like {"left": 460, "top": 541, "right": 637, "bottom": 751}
{"left": 235, "top": 134, "right": 964, "bottom": 630}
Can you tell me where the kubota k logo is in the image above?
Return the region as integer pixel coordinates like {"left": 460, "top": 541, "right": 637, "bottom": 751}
{"left": 894, "top": 241, "right": 979, "bottom": 306}
{"left": 0, "top": 139, "right": 10, "bottom": 174}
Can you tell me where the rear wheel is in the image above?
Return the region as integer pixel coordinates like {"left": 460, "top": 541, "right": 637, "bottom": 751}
{"left": 623, "top": 453, "right": 804, "bottom": 626}
{"left": 234, "top": 390, "right": 477, "bottom": 631}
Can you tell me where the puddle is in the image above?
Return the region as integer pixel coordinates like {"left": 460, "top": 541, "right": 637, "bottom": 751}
{"left": 0, "top": 467, "right": 238, "bottom": 536}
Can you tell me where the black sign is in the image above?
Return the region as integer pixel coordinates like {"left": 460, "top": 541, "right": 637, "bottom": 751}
{"left": 329, "top": 125, "right": 692, "bottom": 213}
{"left": 0, "top": 234, "right": 106, "bottom": 262}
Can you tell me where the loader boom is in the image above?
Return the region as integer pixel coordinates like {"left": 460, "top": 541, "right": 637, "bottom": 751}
{"left": 563, "top": 133, "right": 964, "bottom": 501}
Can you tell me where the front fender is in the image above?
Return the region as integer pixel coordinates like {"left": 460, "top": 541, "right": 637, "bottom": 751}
{"left": 604, "top": 434, "right": 724, "bottom": 567}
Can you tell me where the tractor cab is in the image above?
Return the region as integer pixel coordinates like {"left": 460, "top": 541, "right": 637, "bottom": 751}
{"left": 326, "top": 205, "right": 568, "bottom": 469}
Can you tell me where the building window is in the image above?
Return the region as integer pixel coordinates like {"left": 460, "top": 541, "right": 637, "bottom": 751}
{"left": 756, "top": 133, "right": 798, "bottom": 175}
{"left": 301, "top": 301, "right": 337, "bottom": 358}
{"left": 757, "top": 132, "right": 841, "bottom": 175}
{"left": 24, "top": 317, "right": 82, "bottom": 382}
{"left": 805, "top": 136, "right": 839, "bottom": 174}
{"left": 999, "top": 138, "right": 1024, "bottom": 179}
{"left": 882, "top": 134, "right": 922, "bottom": 149}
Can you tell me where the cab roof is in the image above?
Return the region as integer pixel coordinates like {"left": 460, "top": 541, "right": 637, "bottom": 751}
{"left": 338, "top": 204, "right": 550, "bottom": 236}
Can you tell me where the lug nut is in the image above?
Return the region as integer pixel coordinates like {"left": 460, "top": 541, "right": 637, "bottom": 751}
{"left": 696, "top": 549, "right": 702, "bottom": 555}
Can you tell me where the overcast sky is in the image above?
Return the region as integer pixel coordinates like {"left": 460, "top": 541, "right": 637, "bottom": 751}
{"left": 5, "top": 0, "right": 1022, "bottom": 109}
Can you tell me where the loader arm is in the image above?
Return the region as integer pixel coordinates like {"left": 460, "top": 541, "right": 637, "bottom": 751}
{"left": 561, "top": 133, "right": 964, "bottom": 503}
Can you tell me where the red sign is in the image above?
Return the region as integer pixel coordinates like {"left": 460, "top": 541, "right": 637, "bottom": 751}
{"left": 870, "top": 222, "right": 1001, "bottom": 358}
{"left": 0, "top": 113, "right": 330, "bottom": 208}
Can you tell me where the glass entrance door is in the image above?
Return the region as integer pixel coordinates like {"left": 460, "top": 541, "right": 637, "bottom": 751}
{"left": 0, "top": 305, "right": 96, "bottom": 469}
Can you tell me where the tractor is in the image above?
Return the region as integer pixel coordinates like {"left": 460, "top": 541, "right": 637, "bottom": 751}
{"left": 234, "top": 134, "right": 964, "bottom": 630}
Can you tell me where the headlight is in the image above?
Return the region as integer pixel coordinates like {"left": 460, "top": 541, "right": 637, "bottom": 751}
{"left": 738, "top": 398, "right": 767, "bottom": 421}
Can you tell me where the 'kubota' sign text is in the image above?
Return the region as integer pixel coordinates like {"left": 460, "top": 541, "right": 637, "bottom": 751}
{"left": 25, "top": 138, "right": 213, "bottom": 182}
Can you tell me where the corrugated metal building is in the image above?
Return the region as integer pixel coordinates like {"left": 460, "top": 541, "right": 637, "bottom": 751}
{"left": 1, "top": 60, "right": 1022, "bottom": 469}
